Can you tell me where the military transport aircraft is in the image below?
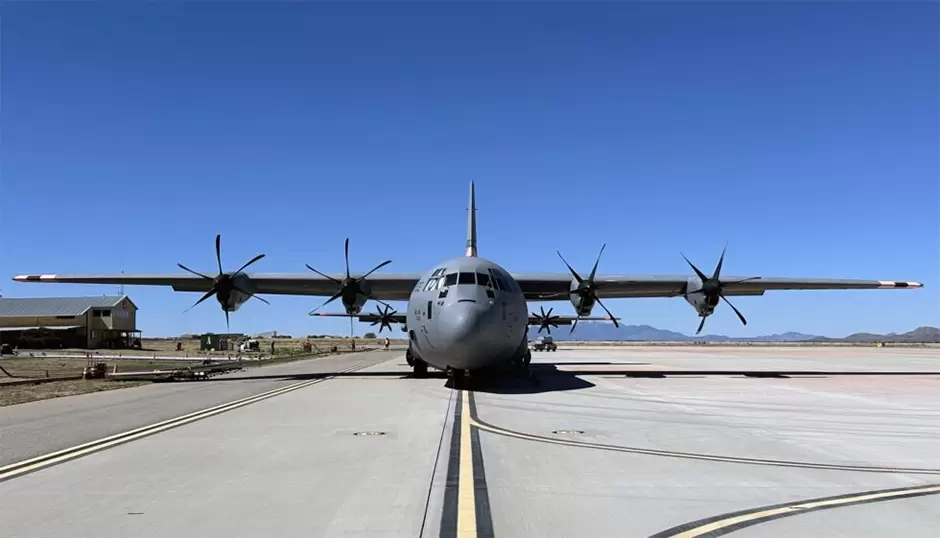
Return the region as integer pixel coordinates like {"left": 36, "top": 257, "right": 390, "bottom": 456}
{"left": 12, "top": 183, "right": 923, "bottom": 381}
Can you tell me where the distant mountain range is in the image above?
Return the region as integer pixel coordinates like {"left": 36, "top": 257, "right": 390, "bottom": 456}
{"left": 528, "top": 323, "right": 940, "bottom": 343}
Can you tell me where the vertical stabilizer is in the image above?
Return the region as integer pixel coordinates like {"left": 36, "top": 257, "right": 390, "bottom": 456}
{"left": 465, "top": 181, "right": 478, "bottom": 257}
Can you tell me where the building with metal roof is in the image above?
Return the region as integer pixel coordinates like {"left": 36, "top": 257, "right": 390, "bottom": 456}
{"left": 0, "top": 296, "right": 140, "bottom": 349}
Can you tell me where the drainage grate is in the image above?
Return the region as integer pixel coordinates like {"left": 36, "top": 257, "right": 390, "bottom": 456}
{"left": 354, "top": 431, "right": 387, "bottom": 436}
{"left": 551, "top": 429, "right": 584, "bottom": 435}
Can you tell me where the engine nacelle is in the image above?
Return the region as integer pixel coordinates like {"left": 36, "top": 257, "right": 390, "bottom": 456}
{"left": 342, "top": 280, "right": 371, "bottom": 315}
{"left": 218, "top": 275, "right": 254, "bottom": 312}
{"left": 569, "top": 279, "right": 596, "bottom": 316}
{"left": 683, "top": 276, "right": 717, "bottom": 317}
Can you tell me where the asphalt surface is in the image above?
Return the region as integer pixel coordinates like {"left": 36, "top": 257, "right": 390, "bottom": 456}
{"left": 1, "top": 345, "right": 939, "bottom": 537}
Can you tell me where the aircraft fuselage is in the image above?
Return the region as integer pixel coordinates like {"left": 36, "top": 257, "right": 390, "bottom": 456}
{"left": 405, "top": 255, "right": 529, "bottom": 372}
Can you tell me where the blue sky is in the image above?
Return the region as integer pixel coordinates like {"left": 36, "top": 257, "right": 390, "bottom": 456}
{"left": 2, "top": 2, "right": 938, "bottom": 338}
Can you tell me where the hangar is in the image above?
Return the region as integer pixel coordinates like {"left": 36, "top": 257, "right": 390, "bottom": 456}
{"left": 0, "top": 295, "right": 141, "bottom": 349}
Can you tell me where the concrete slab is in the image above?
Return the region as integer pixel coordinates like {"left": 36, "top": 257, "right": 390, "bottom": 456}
{"left": 0, "top": 350, "right": 392, "bottom": 466}
{"left": 2, "top": 346, "right": 939, "bottom": 537}
{"left": 0, "top": 366, "right": 455, "bottom": 538}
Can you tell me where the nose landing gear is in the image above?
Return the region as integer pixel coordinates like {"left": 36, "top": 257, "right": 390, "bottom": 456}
{"left": 407, "top": 346, "right": 429, "bottom": 378}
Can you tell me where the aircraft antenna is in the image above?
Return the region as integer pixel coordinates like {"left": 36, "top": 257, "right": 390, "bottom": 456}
{"left": 465, "top": 181, "right": 478, "bottom": 257}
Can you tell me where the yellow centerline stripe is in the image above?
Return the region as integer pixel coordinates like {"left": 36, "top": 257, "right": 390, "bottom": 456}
{"left": 666, "top": 485, "right": 940, "bottom": 538}
{"left": 0, "top": 361, "right": 375, "bottom": 482}
{"left": 456, "top": 390, "right": 477, "bottom": 537}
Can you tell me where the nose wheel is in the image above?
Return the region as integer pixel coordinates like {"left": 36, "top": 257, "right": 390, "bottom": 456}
{"left": 407, "top": 346, "right": 428, "bottom": 378}
{"left": 449, "top": 367, "right": 468, "bottom": 389}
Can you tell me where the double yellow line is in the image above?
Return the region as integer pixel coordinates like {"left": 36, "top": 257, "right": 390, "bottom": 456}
{"left": 656, "top": 483, "right": 940, "bottom": 537}
{"left": 456, "top": 391, "right": 477, "bottom": 537}
{"left": 0, "top": 363, "right": 371, "bottom": 483}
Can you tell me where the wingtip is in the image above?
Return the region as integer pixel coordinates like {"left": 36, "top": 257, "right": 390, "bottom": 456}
{"left": 878, "top": 281, "right": 924, "bottom": 289}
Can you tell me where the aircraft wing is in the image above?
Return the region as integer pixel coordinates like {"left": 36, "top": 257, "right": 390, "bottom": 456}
{"left": 12, "top": 273, "right": 422, "bottom": 301}
{"left": 511, "top": 273, "right": 923, "bottom": 301}
{"left": 312, "top": 311, "right": 407, "bottom": 324}
{"left": 12, "top": 273, "right": 922, "bottom": 302}
{"left": 527, "top": 314, "right": 618, "bottom": 326}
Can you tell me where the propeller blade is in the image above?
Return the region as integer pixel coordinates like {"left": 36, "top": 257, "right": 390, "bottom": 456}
{"left": 350, "top": 316, "right": 354, "bottom": 339}
{"left": 344, "top": 238, "right": 351, "bottom": 279}
{"left": 233, "top": 253, "right": 266, "bottom": 277}
{"left": 362, "top": 293, "right": 393, "bottom": 311}
{"left": 309, "top": 292, "right": 342, "bottom": 315}
{"left": 184, "top": 287, "right": 217, "bottom": 313}
{"left": 358, "top": 259, "right": 392, "bottom": 281}
{"left": 305, "top": 264, "right": 342, "bottom": 284}
{"left": 681, "top": 253, "right": 709, "bottom": 283}
{"left": 723, "top": 276, "right": 762, "bottom": 285}
{"left": 177, "top": 263, "right": 213, "bottom": 280}
{"left": 556, "top": 251, "right": 583, "bottom": 284}
{"left": 713, "top": 244, "right": 727, "bottom": 280}
{"left": 215, "top": 235, "right": 223, "bottom": 275}
{"left": 696, "top": 316, "right": 707, "bottom": 335}
{"left": 594, "top": 298, "right": 619, "bottom": 328}
{"left": 570, "top": 316, "right": 580, "bottom": 334}
{"left": 588, "top": 244, "right": 606, "bottom": 282}
{"left": 719, "top": 294, "right": 748, "bottom": 326}
{"left": 231, "top": 284, "right": 270, "bottom": 305}
{"left": 225, "top": 309, "right": 230, "bottom": 332}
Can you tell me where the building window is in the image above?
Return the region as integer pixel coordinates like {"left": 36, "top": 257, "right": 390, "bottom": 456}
{"left": 101, "top": 310, "right": 111, "bottom": 317}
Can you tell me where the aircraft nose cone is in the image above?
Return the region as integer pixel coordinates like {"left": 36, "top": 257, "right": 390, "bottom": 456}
{"left": 438, "top": 302, "right": 486, "bottom": 347}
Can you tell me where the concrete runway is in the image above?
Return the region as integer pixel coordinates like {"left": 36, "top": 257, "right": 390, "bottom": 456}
{"left": 1, "top": 345, "right": 938, "bottom": 537}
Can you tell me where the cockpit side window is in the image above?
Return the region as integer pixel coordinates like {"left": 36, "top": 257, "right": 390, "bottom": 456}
{"left": 487, "top": 269, "right": 503, "bottom": 291}
{"left": 423, "top": 277, "right": 439, "bottom": 291}
{"left": 490, "top": 269, "right": 511, "bottom": 292}
{"left": 476, "top": 272, "right": 490, "bottom": 288}
{"left": 458, "top": 272, "right": 476, "bottom": 285}
{"left": 444, "top": 273, "right": 458, "bottom": 287}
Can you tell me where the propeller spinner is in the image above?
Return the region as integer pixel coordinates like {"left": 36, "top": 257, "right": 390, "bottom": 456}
{"left": 532, "top": 306, "right": 561, "bottom": 334}
{"left": 177, "top": 234, "right": 269, "bottom": 330}
{"left": 370, "top": 304, "right": 399, "bottom": 334}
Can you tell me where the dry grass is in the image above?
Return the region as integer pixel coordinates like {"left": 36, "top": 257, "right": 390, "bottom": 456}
{"left": 0, "top": 339, "right": 386, "bottom": 406}
{"left": 0, "top": 357, "right": 213, "bottom": 379}
{"left": 0, "top": 379, "right": 150, "bottom": 407}
{"left": 140, "top": 337, "right": 408, "bottom": 357}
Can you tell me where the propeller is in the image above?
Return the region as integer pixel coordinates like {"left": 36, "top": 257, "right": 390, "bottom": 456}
{"left": 681, "top": 245, "right": 760, "bottom": 334}
{"left": 177, "top": 234, "right": 269, "bottom": 331}
{"left": 556, "top": 244, "right": 620, "bottom": 333}
{"left": 306, "top": 238, "right": 393, "bottom": 315}
{"left": 369, "top": 304, "right": 399, "bottom": 334}
{"left": 532, "top": 306, "right": 561, "bottom": 334}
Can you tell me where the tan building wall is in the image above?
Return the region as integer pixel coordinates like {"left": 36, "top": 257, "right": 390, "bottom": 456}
{"left": 0, "top": 297, "right": 138, "bottom": 349}
{"left": 84, "top": 298, "right": 138, "bottom": 347}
